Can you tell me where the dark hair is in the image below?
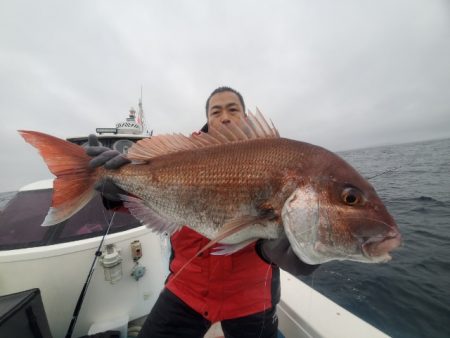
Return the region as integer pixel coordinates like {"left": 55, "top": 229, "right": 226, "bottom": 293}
{"left": 205, "top": 86, "right": 245, "bottom": 116}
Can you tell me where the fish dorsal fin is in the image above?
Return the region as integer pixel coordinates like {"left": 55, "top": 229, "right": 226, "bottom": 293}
{"left": 127, "top": 109, "right": 279, "bottom": 161}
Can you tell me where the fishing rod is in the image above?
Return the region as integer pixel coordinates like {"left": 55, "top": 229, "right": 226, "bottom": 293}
{"left": 366, "top": 166, "right": 402, "bottom": 180}
{"left": 65, "top": 210, "right": 116, "bottom": 338}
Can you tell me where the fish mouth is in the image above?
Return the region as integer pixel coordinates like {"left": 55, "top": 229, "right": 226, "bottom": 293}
{"left": 361, "top": 230, "right": 402, "bottom": 262}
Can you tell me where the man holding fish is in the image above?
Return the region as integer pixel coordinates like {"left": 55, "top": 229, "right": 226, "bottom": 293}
{"left": 21, "top": 87, "right": 400, "bottom": 337}
{"left": 86, "top": 87, "right": 319, "bottom": 338}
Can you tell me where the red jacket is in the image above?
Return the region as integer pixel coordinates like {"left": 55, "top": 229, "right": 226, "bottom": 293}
{"left": 165, "top": 226, "right": 280, "bottom": 323}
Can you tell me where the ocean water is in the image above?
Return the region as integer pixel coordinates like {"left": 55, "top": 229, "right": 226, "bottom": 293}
{"left": 1, "top": 138, "right": 449, "bottom": 337}
{"left": 298, "top": 138, "right": 450, "bottom": 338}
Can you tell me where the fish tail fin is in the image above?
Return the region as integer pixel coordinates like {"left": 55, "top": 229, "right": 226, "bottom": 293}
{"left": 19, "top": 130, "right": 99, "bottom": 226}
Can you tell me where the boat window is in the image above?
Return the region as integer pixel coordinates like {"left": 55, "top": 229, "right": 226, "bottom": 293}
{"left": 54, "top": 195, "right": 141, "bottom": 242}
{"left": 0, "top": 190, "right": 142, "bottom": 250}
{"left": 0, "top": 190, "right": 52, "bottom": 249}
{"left": 0, "top": 191, "right": 17, "bottom": 212}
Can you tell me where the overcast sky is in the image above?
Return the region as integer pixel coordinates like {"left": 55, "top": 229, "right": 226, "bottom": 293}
{"left": 1, "top": 0, "right": 449, "bottom": 192}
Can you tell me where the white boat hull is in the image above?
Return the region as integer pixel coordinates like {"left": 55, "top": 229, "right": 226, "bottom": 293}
{"left": 0, "top": 226, "right": 169, "bottom": 338}
{"left": 1, "top": 227, "right": 389, "bottom": 338}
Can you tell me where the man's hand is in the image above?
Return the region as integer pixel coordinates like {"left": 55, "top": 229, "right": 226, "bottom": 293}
{"left": 259, "top": 232, "right": 319, "bottom": 277}
{"left": 86, "top": 134, "right": 131, "bottom": 202}
{"left": 87, "top": 134, "right": 131, "bottom": 170}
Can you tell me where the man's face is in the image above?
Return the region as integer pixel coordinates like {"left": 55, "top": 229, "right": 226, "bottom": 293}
{"left": 207, "top": 91, "right": 245, "bottom": 130}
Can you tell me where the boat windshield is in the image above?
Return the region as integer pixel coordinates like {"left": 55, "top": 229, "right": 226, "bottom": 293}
{"left": 0, "top": 191, "right": 17, "bottom": 212}
{"left": 0, "top": 189, "right": 141, "bottom": 250}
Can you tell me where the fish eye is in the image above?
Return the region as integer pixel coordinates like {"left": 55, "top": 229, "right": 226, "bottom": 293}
{"left": 341, "top": 187, "right": 363, "bottom": 206}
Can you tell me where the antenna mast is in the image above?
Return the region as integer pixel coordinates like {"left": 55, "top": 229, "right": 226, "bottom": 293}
{"left": 138, "top": 85, "right": 148, "bottom": 134}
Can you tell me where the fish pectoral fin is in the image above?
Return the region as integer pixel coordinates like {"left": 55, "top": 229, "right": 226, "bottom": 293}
{"left": 119, "top": 194, "right": 180, "bottom": 234}
{"left": 192, "top": 215, "right": 264, "bottom": 258}
{"left": 194, "top": 215, "right": 264, "bottom": 255}
{"left": 211, "top": 239, "right": 257, "bottom": 255}
{"left": 217, "top": 214, "right": 267, "bottom": 241}
{"left": 167, "top": 215, "right": 267, "bottom": 284}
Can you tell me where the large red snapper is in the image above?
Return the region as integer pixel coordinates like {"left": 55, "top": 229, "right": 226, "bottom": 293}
{"left": 19, "top": 111, "right": 401, "bottom": 264}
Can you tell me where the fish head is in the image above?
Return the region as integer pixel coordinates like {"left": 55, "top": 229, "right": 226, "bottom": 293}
{"left": 281, "top": 154, "right": 401, "bottom": 265}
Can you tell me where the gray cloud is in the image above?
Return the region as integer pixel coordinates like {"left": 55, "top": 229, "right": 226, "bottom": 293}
{"left": 1, "top": 0, "right": 449, "bottom": 191}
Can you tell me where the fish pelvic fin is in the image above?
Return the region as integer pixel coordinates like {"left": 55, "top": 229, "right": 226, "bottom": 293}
{"left": 168, "top": 215, "right": 266, "bottom": 284}
{"left": 19, "top": 130, "right": 98, "bottom": 226}
{"left": 127, "top": 109, "right": 279, "bottom": 161}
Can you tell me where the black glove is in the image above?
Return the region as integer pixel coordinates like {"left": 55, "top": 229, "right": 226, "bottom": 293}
{"left": 86, "top": 134, "right": 131, "bottom": 203}
{"left": 258, "top": 232, "right": 319, "bottom": 277}
{"left": 87, "top": 134, "right": 131, "bottom": 170}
